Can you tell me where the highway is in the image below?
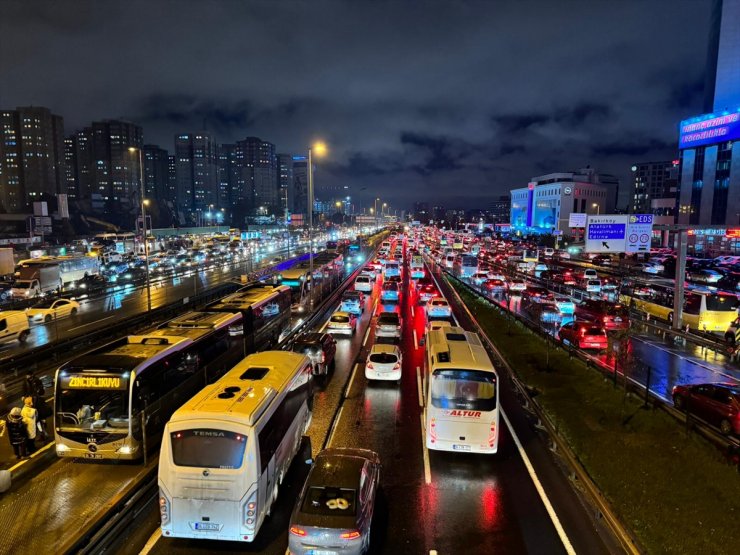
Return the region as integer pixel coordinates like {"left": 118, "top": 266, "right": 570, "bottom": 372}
{"left": 126, "top": 241, "right": 617, "bottom": 555}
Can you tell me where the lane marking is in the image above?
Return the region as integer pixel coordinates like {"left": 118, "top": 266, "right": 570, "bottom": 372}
{"left": 362, "top": 323, "right": 372, "bottom": 347}
{"left": 8, "top": 441, "right": 54, "bottom": 472}
{"left": 345, "top": 363, "right": 361, "bottom": 399}
{"left": 420, "top": 413, "right": 432, "bottom": 484}
{"left": 416, "top": 366, "right": 424, "bottom": 407}
{"left": 501, "top": 409, "right": 576, "bottom": 555}
{"left": 138, "top": 528, "right": 161, "bottom": 555}
{"left": 430, "top": 551, "right": 438, "bottom": 555}
{"left": 411, "top": 305, "right": 415, "bottom": 318}
{"left": 413, "top": 329, "right": 418, "bottom": 350}
{"left": 67, "top": 314, "right": 116, "bottom": 332}
{"left": 326, "top": 405, "right": 345, "bottom": 448}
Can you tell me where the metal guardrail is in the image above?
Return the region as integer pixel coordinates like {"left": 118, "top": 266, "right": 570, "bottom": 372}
{"left": 440, "top": 264, "right": 740, "bottom": 457}
{"left": 430, "top": 262, "right": 642, "bottom": 555}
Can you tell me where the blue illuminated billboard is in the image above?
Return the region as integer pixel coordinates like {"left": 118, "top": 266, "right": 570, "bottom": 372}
{"left": 679, "top": 109, "right": 740, "bottom": 149}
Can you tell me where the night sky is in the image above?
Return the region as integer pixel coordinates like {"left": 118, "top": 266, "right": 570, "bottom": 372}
{"left": 0, "top": 0, "right": 711, "bottom": 211}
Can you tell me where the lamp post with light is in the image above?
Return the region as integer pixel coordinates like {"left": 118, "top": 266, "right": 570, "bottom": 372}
{"left": 308, "top": 141, "right": 327, "bottom": 306}
{"left": 129, "top": 147, "right": 151, "bottom": 315}
{"left": 592, "top": 203, "right": 600, "bottom": 215}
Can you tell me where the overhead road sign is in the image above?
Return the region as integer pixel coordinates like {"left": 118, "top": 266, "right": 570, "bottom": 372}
{"left": 625, "top": 214, "right": 653, "bottom": 253}
{"left": 585, "top": 215, "right": 628, "bottom": 252}
{"left": 568, "top": 213, "right": 587, "bottom": 228}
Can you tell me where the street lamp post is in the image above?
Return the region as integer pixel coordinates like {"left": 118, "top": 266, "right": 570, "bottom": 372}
{"left": 592, "top": 203, "right": 600, "bottom": 215}
{"left": 130, "top": 147, "right": 151, "bottom": 315}
{"left": 307, "top": 141, "right": 327, "bottom": 307}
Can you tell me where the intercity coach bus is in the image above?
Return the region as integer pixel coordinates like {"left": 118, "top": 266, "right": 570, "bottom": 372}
{"left": 54, "top": 310, "right": 242, "bottom": 460}
{"left": 158, "top": 351, "right": 313, "bottom": 542}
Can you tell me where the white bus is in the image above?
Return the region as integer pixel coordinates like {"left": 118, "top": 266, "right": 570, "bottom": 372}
{"left": 158, "top": 351, "right": 313, "bottom": 543}
{"left": 424, "top": 326, "right": 500, "bottom": 454}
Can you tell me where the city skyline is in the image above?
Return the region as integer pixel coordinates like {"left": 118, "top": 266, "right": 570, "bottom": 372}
{"left": 0, "top": 0, "right": 712, "bottom": 209}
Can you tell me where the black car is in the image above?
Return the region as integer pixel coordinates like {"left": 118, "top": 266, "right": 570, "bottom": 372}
{"left": 63, "top": 274, "right": 109, "bottom": 297}
{"left": 0, "top": 281, "right": 12, "bottom": 302}
{"left": 292, "top": 332, "right": 337, "bottom": 376}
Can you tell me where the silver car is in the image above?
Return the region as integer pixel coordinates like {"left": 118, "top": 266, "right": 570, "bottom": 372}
{"left": 289, "top": 448, "right": 381, "bottom": 555}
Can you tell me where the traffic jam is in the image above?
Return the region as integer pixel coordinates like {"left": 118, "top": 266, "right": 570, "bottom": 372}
{"left": 419, "top": 226, "right": 740, "bottom": 438}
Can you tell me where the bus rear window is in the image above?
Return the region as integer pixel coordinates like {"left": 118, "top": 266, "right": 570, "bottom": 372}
{"left": 171, "top": 429, "right": 247, "bottom": 469}
{"left": 706, "top": 295, "right": 738, "bottom": 312}
{"left": 431, "top": 369, "right": 497, "bottom": 411}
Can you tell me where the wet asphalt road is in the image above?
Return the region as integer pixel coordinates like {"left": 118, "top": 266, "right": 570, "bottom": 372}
{"left": 134, "top": 244, "right": 614, "bottom": 555}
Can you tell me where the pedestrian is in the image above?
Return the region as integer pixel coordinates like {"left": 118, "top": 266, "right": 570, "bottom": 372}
{"left": 5, "top": 407, "right": 28, "bottom": 459}
{"left": 20, "top": 396, "right": 38, "bottom": 454}
{"left": 22, "top": 373, "right": 45, "bottom": 409}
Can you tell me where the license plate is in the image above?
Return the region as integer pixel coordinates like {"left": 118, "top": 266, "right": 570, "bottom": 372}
{"left": 452, "top": 444, "right": 471, "bottom": 451}
{"left": 614, "top": 317, "right": 622, "bottom": 322}
{"left": 194, "top": 522, "right": 220, "bottom": 531}
{"left": 84, "top": 453, "right": 102, "bottom": 459}
{"left": 307, "top": 551, "right": 337, "bottom": 555}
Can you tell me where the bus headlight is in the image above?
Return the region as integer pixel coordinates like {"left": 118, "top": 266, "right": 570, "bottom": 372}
{"left": 56, "top": 443, "right": 70, "bottom": 454}
{"left": 118, "top": 444, "right": 136, "bottom": 455}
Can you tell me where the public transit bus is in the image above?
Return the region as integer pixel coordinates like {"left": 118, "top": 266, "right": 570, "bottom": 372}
{"left": 207, "top": 283, "right": 292, "bottom": 352}
{"left": 620, "top": 281, "right": 738, "bottom": 333}
{"left": 453, "top": 254, "right": 479, "bottom": 279}
{"left": 54, "top": 310, "right": 242, "bottom": 460}
{"left": 410, "top": 255, "right": 425, "bottom": 279}
{"left": 424, "top": 326, "right": 500, "bottom": 454}
{"left": 16, "top": 254, "right": 100, "bottom": 285}
{"left": 158, "top": 351, "right": 313, "bottom": 543}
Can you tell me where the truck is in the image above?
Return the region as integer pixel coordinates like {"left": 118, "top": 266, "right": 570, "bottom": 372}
{"left": 11, "top": 265, "right": 61, "bottom": 298}
{"left": 0, "top": 248, "right": 14, "bottom": 278}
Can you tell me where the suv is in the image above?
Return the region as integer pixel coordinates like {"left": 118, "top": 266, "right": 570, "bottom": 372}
{"left": 292, "top": 332, "right": 337, "bottom": 376}
{"left": 575, "top": 299, "right": 629, "bottom": 330}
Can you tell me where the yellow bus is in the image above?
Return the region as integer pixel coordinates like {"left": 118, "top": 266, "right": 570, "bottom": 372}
{"left": 620, "top": 283, "right": 738, "bottom": 333}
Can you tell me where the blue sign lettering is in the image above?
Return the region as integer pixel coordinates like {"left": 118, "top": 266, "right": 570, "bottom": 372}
{"left": 588, "top": 223, "right": 625, "bottom": 240}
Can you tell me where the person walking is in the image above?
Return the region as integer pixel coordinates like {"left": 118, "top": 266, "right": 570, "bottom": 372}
{"left": 5, "top": 407, "right": 29, "bottom": 459}
{"left": 22, "top": 373, "right": 45, "bottom": 408}
{"left": 20, "top": 396, "right": 38, "bottom": 454}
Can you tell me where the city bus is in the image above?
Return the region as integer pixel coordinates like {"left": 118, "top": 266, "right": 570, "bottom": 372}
{"left": 207, "top": 283, "right": 292, "bottom": 353}
{"left": 54, "top": 310, "right": 242, "bottom": 460}
{"left": 16, "top": 254, "right": 100, "bottom": 285}
{"left": 158, "top": 351, "right": 313, "bottom": 543}
{"left": 453, "top": 254, "right": 479, "bottom": 279}
{"left": 620, "top": 281, "right": 739, "bottom": 333}
{"left": 424, "top": 326, "right": 499, "bottom": 454}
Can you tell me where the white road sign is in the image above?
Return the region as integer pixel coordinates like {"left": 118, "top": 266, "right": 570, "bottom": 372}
{"left": 625, "top": 214, "right": 654, "bottom": 253}
{"left": 568, "top": 213, "right": 587, "bottom": 228}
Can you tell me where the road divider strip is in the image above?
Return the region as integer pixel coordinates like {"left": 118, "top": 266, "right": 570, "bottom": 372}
{"left": 420, "top": 413, "right": 432, "bottom": 484}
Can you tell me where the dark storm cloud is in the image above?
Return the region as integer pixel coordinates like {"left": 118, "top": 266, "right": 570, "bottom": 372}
{"left": 0, "top": 0, "right": 712, "bottom": 209}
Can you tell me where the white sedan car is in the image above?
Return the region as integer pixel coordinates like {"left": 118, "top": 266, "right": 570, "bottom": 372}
{"left": 326, "top": 311, "right": 357, "bottom": 336}
{"left": 426, "top": 298, "right": 452, "bottom": 318}
{"left": 26, "top": 298, "right": 80, "bottom": 323}
{"left": 365, "top": 344, "right": 403, "bottom": 382}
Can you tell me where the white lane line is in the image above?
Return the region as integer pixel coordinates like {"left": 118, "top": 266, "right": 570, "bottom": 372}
{"left": 362, "top": 323, "right": 372, "bottom": 347}
{"left": 501, "top": 409, "right": 576, "bottom": 555}
{"left": 326, "top": 405, "right": 345, "bottom": 448}
{"left": 416, "top": 366, "right": 424, "bottom": 407}
{"left": 413, "top": 329, "right": 418, "bottom": 350}
{"left": 411, "top": 305, "right": 415, "bottom": 317}
{"left": 138, "top": 528, "right": 162, "bottom": 555}
{"left": 430, "top": 551, "right": 438, "bottom": 555}
{"left": 8, "top": 441, "right": 54, "bottom": 472}
{"left": 345, "top": 363, "right": 361, "bottom": 399}
{"left": 67, "top": 314, "right": 116, "bottom": 332}
{"left": 420, "top": 413, "right": 432, "bottom": 484}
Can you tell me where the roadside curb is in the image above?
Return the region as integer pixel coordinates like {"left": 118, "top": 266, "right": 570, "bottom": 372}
{"left": 3, "top": 441, "right": 56, "bottom": 490}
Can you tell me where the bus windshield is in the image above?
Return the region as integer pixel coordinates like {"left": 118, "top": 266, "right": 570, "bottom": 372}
{"left": 170, "top": 429, "right": 247, "bottom": 469}
{"left": 56, "top": 373, "right": 130, "bottom": 431}
{"left": 431, "top": 369, "right": 497, "bottom": 411}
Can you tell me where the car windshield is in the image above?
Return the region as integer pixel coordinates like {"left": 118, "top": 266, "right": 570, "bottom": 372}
{"left": 584, "top": 327, "right": 605, "bottom": 336}
{"left": 369, "top": 352, "right": 398, "bottom": 364}
{"left": 32, "top": 300, "right": 56, "bottom": 308}
{"left": 332, "top": 315, "right": 349, "bottom": 323}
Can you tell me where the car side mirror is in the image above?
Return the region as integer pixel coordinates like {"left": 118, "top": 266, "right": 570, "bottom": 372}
{"left": 419, "top": 337, "right": 425, "bottom": 346}
{"left": 305, "top": 458, "right": 313, "bottom": 465}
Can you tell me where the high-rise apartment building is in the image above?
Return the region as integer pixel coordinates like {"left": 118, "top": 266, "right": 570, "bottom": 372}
{"left": 217, "top": 144, "right": 239, "bottom": 220}
{"left": 234, "top": 137, "right": 277, "bottom": 219}
{"left": 174, "top": 132, "right": 218, "bottom": 218}
{"left": 0, "top": 106, "right": 65, "bottom": 213}
{"left": 677, "top": 0, "right": 740, "bottom": 226}
{"left": 167, "top": 155, "right": 177, "bottom": 202}
{"left": 489, "top": 195, "right": 511, "bottom": 223}
{"left": 143, "top": 145, "right": 169, "bottom": 202}
{"left": 277, "top": 153, "right": 294, "bottom": 221}
{"left": 292, "top": 155, "right": 309, "bottom": 216}
{"left": 629, "top": 161, "right": 676, "bottom": 214}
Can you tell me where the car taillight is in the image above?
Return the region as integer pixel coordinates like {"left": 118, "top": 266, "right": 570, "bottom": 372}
{"left": 603, "top": 316, "right": 609, "bottom": 323}
{"left": 367, "top": 363, "right": 374, "bottom": 370}
{"left": 393, "top": 363, "right": 401, "bottom": 370}
{"left": 320, "top": 351, "right": 326, "bottom": 363}
{"left": 580, "top": 328, "right": 587, "bottom": 336}
{"left": 340, "top": 530, "right": 361, "bottom": 540}
{"left": 290, "top": 526, "right": 307, "bottom": 537}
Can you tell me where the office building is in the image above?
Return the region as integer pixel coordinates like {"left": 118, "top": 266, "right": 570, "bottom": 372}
{"left": 413, "top": 202, "right": 430, "bottom": 223}
{"left": 0, "top": 106, "right": 65, "bottom": 213}
{"left": 143, "top": 145, "right": 169, "bottom": 202}
{"left": 174, "top": 132, "right": 219, "bottom": 218}
{"left": 676, "top": 0, "right": 740, "bottom": 226}
{"left": 629, "top": 161, "right": 677, "bottom": 214}
{"left": 234, "top": 137, "right": 277, "bottom": 218}
{"left": 489, "top": 195, "right": 510, "bottom": 224}
{"left": 217, "top": 144, "right": 239, "bottom": 218}
{"left": 510, "top": 169, "right": 610, "bottom": 233}
{"left": 167, "top": 155, "right": 177, "bottom": 204}
{"left": 277, "top": 153, "right": 293, "bottom": 221}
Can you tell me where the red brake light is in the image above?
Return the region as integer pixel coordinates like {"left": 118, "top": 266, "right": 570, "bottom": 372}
{"left": 340, "top": 530, "right": 361, "bottom": 540}
{"left": 290, "top": 526, "right": 307, "bottom": 537}
{"left": 580, "top": 328, "right": 587, "bottom": 336}
{"left": 603, "top": 316, "right": 609, "bottom": 323}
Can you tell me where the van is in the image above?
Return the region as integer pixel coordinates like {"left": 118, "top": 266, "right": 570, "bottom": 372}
{"left": 583, "top": 269, "right": 598, "bottom": 280}
{"left": 0, "top": 311, "right": 30, "bottom": 345}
